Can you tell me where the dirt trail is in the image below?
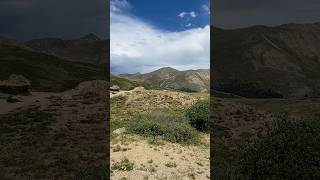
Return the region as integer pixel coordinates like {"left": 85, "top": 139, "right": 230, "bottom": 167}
{"left": 0, "top": 92, "right": 61, "bottom": 114}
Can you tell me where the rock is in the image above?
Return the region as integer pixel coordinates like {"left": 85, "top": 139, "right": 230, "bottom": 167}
{"left": 110, "top": 85, "right": 120, "bottom": 91}
{"left": 133, "top": 86, "right": 145, "bottom": 92}
{"left": 113, "top": 127, "right": 126, "bottom": 135}
{"left": 6, "top": 96, "right": 22, "bottom": 103}
{"left": 0, "top": 74, "right": 31, "bottom": 95}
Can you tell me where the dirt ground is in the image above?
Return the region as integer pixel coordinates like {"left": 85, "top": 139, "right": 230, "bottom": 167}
{"left": 111, "top": 134, "right": 210, "bottom": 180}
{"left": 0, "top": 81, "right": 108, "bottom": 180}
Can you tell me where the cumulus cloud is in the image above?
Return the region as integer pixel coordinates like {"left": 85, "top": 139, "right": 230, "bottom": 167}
{"left": 178, "top": 11, "right": 197, "bottom": 18}
{"left": 110, "top": 0, "right": 209, "bottom": 74}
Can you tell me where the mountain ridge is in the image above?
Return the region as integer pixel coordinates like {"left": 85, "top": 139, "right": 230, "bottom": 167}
{"left": 118, "top": 67, "right": 210, "bottom": 92}
{"left": 23, "top": 33, "right": 108, "bottom": 65}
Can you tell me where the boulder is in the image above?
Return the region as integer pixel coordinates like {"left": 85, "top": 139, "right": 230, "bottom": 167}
{"left": 133, "top": 86, "right": 145, "bottom": 92}
{"left": 110, "top": 85, "right": 120, "bottom": 92}
{"left": 113, "top": 127, "right": 126, "bottom": 135}
{"left": 0, "top": 74, "right": 31, "bottom": 95}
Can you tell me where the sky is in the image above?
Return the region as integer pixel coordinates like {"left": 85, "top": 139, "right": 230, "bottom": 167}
{"left": 110, "top": 0, "right": 210, "bottom": 74}
{"left": 214, "top": 0, "right": 320, "bottom": 29}
{"left": 0, "top": 0, "right": 107, "bottom": 41}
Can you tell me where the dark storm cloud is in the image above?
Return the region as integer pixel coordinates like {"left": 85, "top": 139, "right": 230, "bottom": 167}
{"left": 212, "top": 0, "right": 320, "bottom": 29}
{"left": 0, "top": 0, "right": 108, "bottom": 40}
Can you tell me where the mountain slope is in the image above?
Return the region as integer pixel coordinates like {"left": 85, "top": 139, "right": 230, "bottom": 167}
{"left": 212, "top": 23, "right": 320, "bottom": 98}
{"left": 24, "top": 34, "right": 108, "bottom": 65}
{"left": 0, "top": 44, "right": 106, "bottom": 92}
{"left": 110, "top": 74, "right": 144, "bottom": 90}
{"left": 119, "top": 67, "right": 210, "bottom": 92}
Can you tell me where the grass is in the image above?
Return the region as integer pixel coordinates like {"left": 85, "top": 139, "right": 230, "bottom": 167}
{"left": 0, "top": 107, "right": 55, "bottom": 178}
{"left": 212, "top": 97, "right": 320, "bottom": 179}
{"left": 231, "top": 98, "right": 320, "bottom": 119}
{"left": 238, "top": 116, "right": 320, "bottom": 179}
{"left": 111, "top": 75, "right": 144, "bottom": 90}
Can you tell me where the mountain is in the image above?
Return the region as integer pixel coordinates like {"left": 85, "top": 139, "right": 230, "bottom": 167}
{"left": 24, "top": 33, "right": 108, "bottom": 65}
{"left": 212, "top": 22, "right": 320, "bottom": 98}
{"left": 119, "top": 67, "right": 210, "bottom": 92}
{"left": 0, "top": 43, "right": 106, "bottom": 92}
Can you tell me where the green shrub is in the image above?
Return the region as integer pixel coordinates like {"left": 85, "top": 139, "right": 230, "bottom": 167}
{"left": 238, "top": 116, "right": 320, "bottom": 179}
{"left": 185, "top": 99, "right": 209, "bottom": 132}
{"left": 127, "top": 112, "right": 198, "bottom": 144}
{"left": 111, "top": 158, "right": 134, "bottom": 171}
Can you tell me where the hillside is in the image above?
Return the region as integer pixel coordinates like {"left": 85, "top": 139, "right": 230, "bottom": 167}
{"left": 212, "top": 22, "right": 320, "bottom": 98}
{"left": 110, "top": 87, "right": 209, "bottom": 179}
{"left": 0, "top": 44, "right": 106, "bottom": 92}
{"left": 110, "top": 75, "right": 144, "bottom": 91}
{"left": 24, "top": 33, "right": 108, "bottom": 65}
{"left": 119, "top": 67, "right": 210, "bottom": 92}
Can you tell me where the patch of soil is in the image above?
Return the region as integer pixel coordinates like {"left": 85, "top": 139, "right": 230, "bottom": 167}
{"left": 110, "top": 134, "right": 210, "bottom": 180}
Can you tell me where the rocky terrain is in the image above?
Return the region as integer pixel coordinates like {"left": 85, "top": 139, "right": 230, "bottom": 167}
{"left": 212, "top": 22, "right": 320, "bottom": 98}
{"left": 119, "top": 67, "right": 210, "bottom": 93}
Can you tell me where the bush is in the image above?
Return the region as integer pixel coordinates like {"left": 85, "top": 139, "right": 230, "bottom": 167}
{"left": 185, "top": 99, "right": 209, "bottom": 132}
{"left": 127, "top": 112, "right": 198, "bottom": 144}
{"left": 238, "top": 116, "right": 320, "bottom": 179}
{"left": 111, "top": 158, "right": 134, "bottom": 171}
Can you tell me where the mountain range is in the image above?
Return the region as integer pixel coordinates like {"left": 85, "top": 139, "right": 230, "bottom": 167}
{"left": 212, "top": 22, "right": 320, "bottom": 98}
{"left": 2, "top": 21, "right": 320, "bottom": 97}
{"left": 24, "top": 33, "right": 108, "bottom": 65}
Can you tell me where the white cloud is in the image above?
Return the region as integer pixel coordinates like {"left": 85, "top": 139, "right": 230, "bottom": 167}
{"left": 110, "top": 0, "right": 130, "bottom": 13}
{"left": 111, "top": 0, "right": 209, "bottom": 74}
{"left": 202, "top": 4, "right": 210, "bottom": 14}
{"left": 178, "top": 11, "right": 197, "bottom": 18}
{"left": 178, "top": 12, "right": 187, "bottom": 18}
{"left": 190, "top": 11, "right": 197, "bottom": 17}
{"left": 185, "top": 23, "right": 192, "bottom": 27}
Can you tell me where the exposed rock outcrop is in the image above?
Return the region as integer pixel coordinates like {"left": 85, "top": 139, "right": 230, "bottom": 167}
{"left": 72, "top": 80, "right": 108, "bottom": 98}
{"left": 0, "top": 74, "right": 31, "bottom": 95}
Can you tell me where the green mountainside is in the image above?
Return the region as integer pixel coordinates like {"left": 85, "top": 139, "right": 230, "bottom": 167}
{"left": 0, "top": 44, "right": 106, "bottom": 92}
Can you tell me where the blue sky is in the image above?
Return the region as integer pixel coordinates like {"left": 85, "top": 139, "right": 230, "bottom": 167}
{"left": 110, "top": 0, "right": 210, "bottom": 74}
{"left": 129, "top": 0, "right": 210, "bottom": 31}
